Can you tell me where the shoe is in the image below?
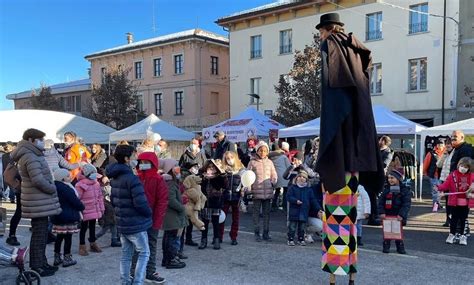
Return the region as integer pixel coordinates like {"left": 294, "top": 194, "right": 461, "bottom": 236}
{"left": 298, "top": 240, "right": 306, "bottom": 246}
{"left": 111, "top": 240, "right": 122, "bottom": 247}
{"left": 464, "top": 226, "right": 470, "bottom": 237}
{"left": 395, "top": 241, "right": 406, "bottom": 254}
{"left": 254, "top": 231, "right": 262, "bottom": 242}
{"left": 32, "top": 266, "right": 56, "bottom": 277}
{"left": 213, "top": 237, "right": 221, "bottom": 250}
{"left": 53, "top": 253, "right": 63, "bottom": 266}
{"left": 454, "top": 233, "right": 461, "bottom": 244}
{"left": 446, "top": 233, "right": 455, "bottom": 244}
{"left": 357, "top": 236, "right": 364, "bottom": 247}
{"left": 211, "top": 238, "right": 223, "bottom": 245}
{"left": 231, "top": 240, "right": 238, "bottom": 245}
{"left": 349, "top": 280, "right": 355, "bottom": 285}
{"left": 15, "top": 247, "right": 29, "bottom": 265}
{"left": 442, "top": 220, "right": 450, "bottom": 227}
{"left": 198, "top": 238, "right": 207, "bottom": 249}
{"left": 79, "top": 244, "right": 89, "bottom": 256}
{"left": 62, "top": 254, "right": 77, "bottom": 267}
{"left": 262, "top": 232, "right": 272, "bottom": 241}
{"left": 47, "top": 233, "right": 57, "bottom": 244}
{"left": 10, "top": 199, "right": 15, "bottom": 204}
{"left": 459, "top": 235, "right": 468, "bottom": 246}
{"left": 177, "top": 252, "right": 188, "bottom": 259}
{"left": 185, "top": 240, "right": 198, "bottom": 246}
{"left": 287, "top": 240, "right": 295, "bottom": 246}
{"left": 6, "top": 236, "right": 20, "bottom": 246}
{"left": 43, "top": 263, "right": 59, "bottom": 272}
{"left": 90, "top": 242, "right": 102, "bottom": 253}
{"left": 166, "top": 257, "right": 186, "bottom": 269}
{"left": 382, "top": 240, "right": 390, "bottom": 253}
{"left": 367, "top": 219, "right": 381, "bottom": 226}
{"left": 305, "top": 234, "right": 314, "bottom": 244}
{"left": 145, "top": 272, "right": 166, "bottom": 284}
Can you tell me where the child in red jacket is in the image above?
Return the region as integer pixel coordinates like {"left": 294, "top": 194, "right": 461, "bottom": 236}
{"left": 132, "top": 151, "right": 169, "bottom": 283}
{"left": 436, "top": 157, "right": 474, "bottom": 245}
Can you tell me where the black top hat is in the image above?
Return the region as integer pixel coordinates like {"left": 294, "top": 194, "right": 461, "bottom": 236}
{"left": 316, "top": 13, "right": 344, "bottom": 29}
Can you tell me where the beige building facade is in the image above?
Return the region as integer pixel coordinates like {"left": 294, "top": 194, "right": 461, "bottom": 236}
{"left": 217, "top": 0, "right": 462, "bottom": 126}
{"left": 85, "top": 29, "right": 230, "bottom": 131}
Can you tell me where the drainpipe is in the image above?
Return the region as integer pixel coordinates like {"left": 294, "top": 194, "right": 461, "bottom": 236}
{"left": 441, "top": 0, "right": 447, "bottom": 124}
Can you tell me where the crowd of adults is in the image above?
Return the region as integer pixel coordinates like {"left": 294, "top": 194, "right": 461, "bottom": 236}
{"left": 0, "top": 128, "right": 473, "bottom": 284}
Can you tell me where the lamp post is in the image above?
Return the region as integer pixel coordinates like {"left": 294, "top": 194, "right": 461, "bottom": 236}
{"left": 248, "top": 93, "right": 261, "bottom": 111}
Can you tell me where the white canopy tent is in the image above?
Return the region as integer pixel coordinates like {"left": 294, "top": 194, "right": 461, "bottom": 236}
{"left": 418, "top": 118, "right": 474, "bottom": 200}
{"left": 0, "top": 109, "right": 115, "bottom": 143}
{"left": 109, "top": 114, "right": 194, "bottom": 142}
{"left": 202, "top": 107, "right": 285, "bottom": 143}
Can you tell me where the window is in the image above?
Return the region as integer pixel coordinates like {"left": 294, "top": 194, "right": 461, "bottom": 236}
{"left": 250, "top": 78, "right": 260, "bottom": 104}
{"left": 409, "top": 58, "right": 427, "bottom": 91}
{"left": 60, "top": 96, "right": 81, "bottom": 113}
{"left": 366, "top": 12, "right": 383, "bottom": 40}
{"left": 117, "top": 64, "right": 123, "bottom": 72}
{"left": 174, "top": 54, "right": 183, "bottom": 74}
{"left": 175, "top": 91, "right": 183, "bottom": 115}
{"left": 211, "top": 56, "right": 218, "bottom": 75}
{"left": 75, "top": 96, "right": 81, "bottom": 112}
{"left": 264, "top": 110, "right": 273, "bottom": 117}
{"left": 250, "top": 35, "right": 262, "bottom": 58}
{"left": 154, "top": 93, "right": 163, "bottom": 116}
{"left": 153, "top": 58, "right": 162, "bottom": 77}
{"left": 279, "top": 30, "right": 292, "bottom": 54}
{"left": 134, "top": 61, "right": 143, "bottom": 79}
{"left": 409, "top": 3, "right": 428, "bottom": 34}
{"left": 369, "top": 63, "right": 382, "bottom": 94}
{"left": 136, "top": 93, "right": 144, "bottom": 112}
{"left": 101, "top": 67, "right": 106, "bottom": 84}
{"left": 210, "top": 92, "right": 219, "bottom": 115}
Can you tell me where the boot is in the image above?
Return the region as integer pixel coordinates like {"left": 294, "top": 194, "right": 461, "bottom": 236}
{"left": 198, "top": 238, "right": 207, "bottom": 249}
{"left": 395, "top": 240, "right": 406, "bottom": 254}
{"left": 111, "top": 239, "right": 122, "bottom": 247}
{"left": 79, "top": 244, "right": 89, "bottom": 256}
{"left": 90, "top": 242, "right": 102, "bottom": 253}
{"left": 53, "top": 253, "right": 63, "bottom": 266}
{"left": 262, "top": 231, "right": 272, "bottom": 242}
{"left": 213, "top": 238, "right": 221, "bottom": 250}
{"left": 357, "top": 236, "right": 364, "bottom": 246}
{"left": 62, "top": 254, "right": 77, "bottom": 267}
{"left": 382, "top": 240, "right": 390, "bottom": 253}
{"left": 254, "top": 230, "right": 262, "bottom": 242}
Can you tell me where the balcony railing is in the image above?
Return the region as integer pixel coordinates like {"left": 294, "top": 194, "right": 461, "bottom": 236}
{"left": 366, "top": 30, "right": 382, "bottom": 41}
{"left": 409, "top": 22, "right": 428, "bottom": 34}
{"left": 250, "top": 50, "right": 262, "bottom": 59}
{"left": 279, "top": 44, "right": 292, "bottom": 54}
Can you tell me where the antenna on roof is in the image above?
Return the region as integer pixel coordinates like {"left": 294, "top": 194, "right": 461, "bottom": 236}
{"left": 152, "top": 0, "right": 157, "bottom": 34}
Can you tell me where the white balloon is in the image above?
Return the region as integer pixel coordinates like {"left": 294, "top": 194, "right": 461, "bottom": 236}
{"left": 241, "top": 170, "right": 256, "bottom": 188}
{"left": 219, "top": 211, "right": 226, "bottom": 224}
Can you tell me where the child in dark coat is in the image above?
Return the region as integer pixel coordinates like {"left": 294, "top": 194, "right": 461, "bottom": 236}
{"left": 378, "top": 170, "right": 411, "bottom": 254}
{"left": 286, "top": 171, "right": 320, "bottom": 246}
{"left": 51, "top": 169, "right": 85, "bottom": 267}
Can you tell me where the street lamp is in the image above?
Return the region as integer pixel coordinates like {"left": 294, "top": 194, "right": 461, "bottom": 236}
{"left": 248, "top": 93, "right": 261, "bottom": 111}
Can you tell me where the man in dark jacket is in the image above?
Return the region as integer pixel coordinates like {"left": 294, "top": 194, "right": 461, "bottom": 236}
{"left": 450, "top": 130, "right": 474, "bottom": 172}
{"left": 106, "top": 145, "right": 152, "bottom": 285}
{"left": 212, "top": 131, "right": 236, "bottom": 160}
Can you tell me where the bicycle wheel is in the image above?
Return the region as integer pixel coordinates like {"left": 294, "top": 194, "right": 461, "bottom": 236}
{"left": 16, "top": 270, "right": 41, "bottom": 285}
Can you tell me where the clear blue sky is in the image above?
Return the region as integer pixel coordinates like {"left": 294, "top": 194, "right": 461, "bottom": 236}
{"left": 0, "top": 0, "right": 273, "bottom": 110}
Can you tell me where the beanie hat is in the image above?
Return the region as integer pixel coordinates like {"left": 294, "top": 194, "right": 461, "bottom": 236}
{"left": 44, "top": 139, "right": 55, "bottom": 150}
{"left": 281, "top": 142, "right": 290, "bottom": 152}
{"left": 82, "top": 163, "right": 97, "bottom": 178}
{"left": 255, "top": 141, "right": 269, "bottom": 152}
{"left": 53, "top": 168, "right": 70, "bottom": 182}
{"left": 388, "top": 170, "right": 403, "bottom": 182}
{"left": 22, "top": 128, "right": 45, "bottom": 141}
{"left": 297, "top": 170, "right": 309, "bottom": 180}
{"left": 294, "top": 151, "right": 304, "bottom": 161}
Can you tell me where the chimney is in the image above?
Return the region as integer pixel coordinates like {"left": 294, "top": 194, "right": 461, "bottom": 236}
{"left": 126, "top": 32, "right": 133, "bottom": 44}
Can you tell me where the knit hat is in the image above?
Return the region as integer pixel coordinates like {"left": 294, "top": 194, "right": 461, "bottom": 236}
{"left": 297, "top": 170, "right": 309, "bottom": 180}
{"left": 281, "top": 142, "right": 290, "bottom": 152}
{"left": 388, "top": 170, "right": 404, "bottom": 182}
{"left": 22, "top": 128, "right": 45, "bottom": 141}
{"left": 44, "top": 139, "right": 55, "bottom": 150}
{"left": 159, "top": 158, "right": 178, "bottom": 174}
{"left": 53, "top": 168, "right": 70, "bottom": 182}
{"left": 294, "top": 151, "right": 304, "bottom": 161}
{"left": 82, "top": 163, "right": 97, "bottom": 178}
{"left": 255, "top": 141, "right": 269, "bottom": 152}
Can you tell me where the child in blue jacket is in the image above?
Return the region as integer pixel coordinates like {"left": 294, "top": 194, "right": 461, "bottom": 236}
{"left": 287, "top": 171, "right": 320, "bottom": 246}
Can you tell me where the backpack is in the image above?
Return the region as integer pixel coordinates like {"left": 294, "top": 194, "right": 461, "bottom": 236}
{"left": 3, "top": 161, "right": 20, "bottom": 191}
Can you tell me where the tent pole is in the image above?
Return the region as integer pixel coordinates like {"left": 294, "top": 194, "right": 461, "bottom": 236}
{"left": 419, "top": 135, "right": 425, "bottom": 202}
{"left": 108, "top": 140, "right": 111, "bottom": 156}
{"left": 414, "top": 133, "right": 419, "bottom": 201}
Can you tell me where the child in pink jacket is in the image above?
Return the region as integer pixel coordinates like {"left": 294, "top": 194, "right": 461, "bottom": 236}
{"left": 76, "top": 163, "right": 105, "bottom": 255}
{"left": 437, "top": 157, "right": 474, "bottom": 246}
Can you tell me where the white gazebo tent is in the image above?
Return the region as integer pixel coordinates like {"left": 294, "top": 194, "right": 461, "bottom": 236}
{"left": 0, "top": 109, "right": 115, "bottom": 143}
{"left": 202, "top": 107, "right": 285, "bottom": 143}
{"left": 418, "top": 118, "right": 474, "bottom": 200}
{"left": 109, "top": 114, "right": 195, "bottom": 142}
